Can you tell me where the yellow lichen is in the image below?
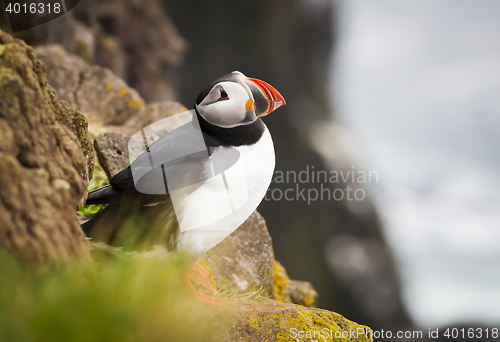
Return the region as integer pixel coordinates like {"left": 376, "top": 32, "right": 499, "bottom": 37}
{"left": 119, "top": 88, "right": 127, "bottom": 97}
{"left": 106, "top": 83, "right": 113, "bottom": 91}
{"left": 272, "top": 261, "right": 318, "bottom": 308}
{"left": 129, "top": 98, "right": 145, "bottom": 109}
{"left": 303, "top": 295, "right": 314, "bottom": 307}
{"left": 213, "top": 299, "right": 373, "bottom": 342}
{"left": 272, "top": 261, "right": 291, "bottom": 303}
{"left": 248, "top": 313, "right": 260, "bottom": 329}
{"left": 129, "top": 99, "right": 138, "bottom": 108}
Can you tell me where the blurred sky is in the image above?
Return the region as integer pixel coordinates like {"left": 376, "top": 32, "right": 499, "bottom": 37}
{"left": 332, "top": 0, "right": 500, "bottom": 327}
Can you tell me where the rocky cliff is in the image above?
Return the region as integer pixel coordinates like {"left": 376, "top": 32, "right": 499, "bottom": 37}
{"left": 0, "top": 29, "right": 91, "bottom": 265}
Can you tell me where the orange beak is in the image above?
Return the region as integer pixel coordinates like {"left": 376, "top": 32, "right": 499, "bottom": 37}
{"left": 246, "top": 78, "right": 286, "bottom": 117}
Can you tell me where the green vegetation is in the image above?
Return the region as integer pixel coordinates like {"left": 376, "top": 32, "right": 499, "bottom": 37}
{"left": 77, "top": 163, "right": 109, "bottom": 217}
{"left": 0, "top": 248, "right": 214, "bottom": 342}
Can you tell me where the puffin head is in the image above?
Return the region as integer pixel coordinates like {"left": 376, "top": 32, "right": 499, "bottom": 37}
{"left": 195, "top": 71, "right": 286, "bottom": 128}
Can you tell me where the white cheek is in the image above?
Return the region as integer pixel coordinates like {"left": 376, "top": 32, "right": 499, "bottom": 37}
{"left": 198, "top": 83, "right": 252, "bottom": 128}
{"left": 204, "top": 101, "right": 246, "bottom": 127}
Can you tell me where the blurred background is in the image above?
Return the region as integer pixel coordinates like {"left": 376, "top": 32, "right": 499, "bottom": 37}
{"left": 2, "top": 0, "right": 499, "bottom": 338}
{"left": 332, "top": 0, "right": 500, "bottom": 329}
{"left": 166, "top": 0, "right": 500, "bottom": 335}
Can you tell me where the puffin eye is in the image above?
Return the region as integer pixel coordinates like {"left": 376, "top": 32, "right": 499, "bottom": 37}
{"left": 219, "top": 88, "right": 229, "bottom": 100}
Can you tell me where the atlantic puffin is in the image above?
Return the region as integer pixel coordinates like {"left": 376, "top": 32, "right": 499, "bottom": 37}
{"left": 82, "top": 71, "right": 285, "bottom": 304}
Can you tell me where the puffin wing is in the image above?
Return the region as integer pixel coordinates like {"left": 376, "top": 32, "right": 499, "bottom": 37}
{"left": 128, "top": 120, "right": 210, "bottom": 196}
{"left": 87, "top": 119, "right": 210, "bottom": 205}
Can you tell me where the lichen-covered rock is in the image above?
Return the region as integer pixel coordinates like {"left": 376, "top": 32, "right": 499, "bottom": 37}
{"left": 210, "top": 298, "right": 373, "bottom": 342}
{"left": 72, "top": 20, "right": 96, "bottom": 63}
{"left": 74, "top": 0, "right": 187, "bottom": 102}
{"left": 288, "top": 280, "right": 319, "bottom": 308}
{"left": 273, "top": 261, "right": 319, "bottom": 308}
{"left": 47, "top": 88, "right": 95, "bottom": 205}
{"left": 35, "top": 44, "right": 145, "bottom": 124}
{"left": 125, "top": 100, "right": 189, "bottom": 131}
{"left": 26, "top": 0, "right": 187, "bottom": 103}
{"left": 94, "top": 132, "right": 130, "bottom": 179}
{"left": 76, "top": 65, "right": 145, "bottom": 124}
{"left": 203, "top": 237, "right": 320, "bottom": 308}
{"left": 16, "top": 12, "right": 95, "bottom": 63}
{"left": 203, "top": 211, "right": 275, "bottom": 296}
{"left": 0, "top": 29, "right": 90, "bottom": 264}
{"left": 94, "top": 35, "right": 127, "bottom": 80}
{"left": 34, "top": 45, "right": 86, "bottom": 109}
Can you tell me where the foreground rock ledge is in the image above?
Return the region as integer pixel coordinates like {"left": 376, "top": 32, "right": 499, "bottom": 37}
{"left": 0, "top": 29, "right": 91, "bottom": 264}
{"left": 210, "top": 299, "right": 373, "bottom": 342}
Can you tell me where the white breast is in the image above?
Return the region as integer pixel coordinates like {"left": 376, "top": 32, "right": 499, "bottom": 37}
{"left": 173, "top": 126, "right": 275, "bottom": 256}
